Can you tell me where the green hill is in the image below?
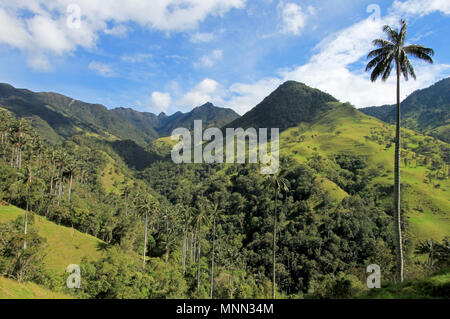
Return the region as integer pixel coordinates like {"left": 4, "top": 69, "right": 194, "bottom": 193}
{"left": 0, "top": 205, "right": 103, "bottom": 273}
{"left": 0, "top": 276, "right": 74, "bottom": 299}
{"left": 278, "top": 101, "right": 449, "bottom": 246}
{"left": 363, "top": 271, "right": 450, "bottom": 299}
{"left": 360, "top": 77, "right": 450, "bottom": 143}
{"left": 223, "top": 80, "right": 448, "bottom": 249}
{"left": 226, "top": 81, "right": 338, "bottom": 131}
{"left": 0, "top": 83, "right": 154, "bottom": 145}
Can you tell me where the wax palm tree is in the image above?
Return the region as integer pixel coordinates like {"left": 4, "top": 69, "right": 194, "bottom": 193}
{"left": 415, "top": 240, "right": 437, "bottom": 267}
{"left": 366, "top": 19, "right": 434, "bottom": 282}
{"left": 65, "top": 157, "right": 78, "bottom": 203}
{"left": 120, "top": 184, "right": 133, "bottom": 216}
{"left": 10, "top": 119, "right": 30, "bottom": 169}
{"left": 18, "top": 165, "right": 35, "bottom": 250}
{"left": 209, "top": 201, "right": 223, "bottom": 299}
{"left": 264, "top": 172, "right": 289, "bottom": 299}
{"left": 193, "top": 198, "right": 210, "bottom": 295}
{"left": 135, "top": 193, "right": 158, "bottom": 268}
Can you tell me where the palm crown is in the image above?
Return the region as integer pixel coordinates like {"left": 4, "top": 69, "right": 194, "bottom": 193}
{"left": 366, "top": 19, "right": 434, "bottom": 82}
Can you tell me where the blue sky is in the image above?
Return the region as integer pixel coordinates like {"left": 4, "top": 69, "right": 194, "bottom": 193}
{"left": 0, "top": 0, "right": 449, "bottom": 115}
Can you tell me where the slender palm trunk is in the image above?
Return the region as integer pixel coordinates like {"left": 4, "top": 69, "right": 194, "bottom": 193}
{"left": 394, "top": 61, "right": 404, "bottom": 282}
{"left": 210, "top": 214, "right": 216, "bottom": 299}
{"left": 197, "top": 240, "right": 201, "bottom": 294}
{"left": 23, "top": 188, "right": 29, "bottom": 250}
{"left": 57, "top": 170, "right": 63, "bottom": 206}
{"left": 182, "top": 219, "right": 188, "bottom": 273}
{"left": 272, "top": 188, "right": 278, "bottom": 299}
{"left": 143, "top": 210, "right": 148, "bottom": 268}
{"left": 68, "top": 173, "right": 73, "bottom": 203}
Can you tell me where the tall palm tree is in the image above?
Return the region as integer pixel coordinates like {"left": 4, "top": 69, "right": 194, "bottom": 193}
{"left": 264, "top": 173, "right": 289, "bottom": 299}
{"left": 135, "top": 193, "right": 158, "bottom": 268}
{"left": 366, "top": 19, "right": 434, "bottom": 282}
{"left": 193, "top": 198, "right": 210, "bottom": 295}
{"left": 65, "top": 157, "right": 78, "bottom": 203}
{"left": 209, "top": 201, "right": 222, "bottom": 299}
{"left": 19, "top": 165, "right": 34, "bottom": 250}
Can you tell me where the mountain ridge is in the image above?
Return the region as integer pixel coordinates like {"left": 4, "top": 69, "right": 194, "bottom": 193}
{"left": 360, "top": 77, "right": 450, "bottom": 143}
{"left": 0, "top": 83, "right": 240, "bottom": 145}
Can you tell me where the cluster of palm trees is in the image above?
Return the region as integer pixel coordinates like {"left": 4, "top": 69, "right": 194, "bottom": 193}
{"left": 0, "top": 111, "right": 86, "bottom": 250}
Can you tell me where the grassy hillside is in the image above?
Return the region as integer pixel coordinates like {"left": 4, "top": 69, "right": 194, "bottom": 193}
{"left": 0, "top": 276, "right": 73, "bottom": 299}
{"left": 0, "top": 205, "right": 103, "bottom": 273}
{"left": 363, "top": 271, "right": 450, "bottom": 299}
{"left": 279, "top": 103, "right": 449, "bottom": 247}
{"left": 360, "top": 77, "right": 450, "bottom": 143}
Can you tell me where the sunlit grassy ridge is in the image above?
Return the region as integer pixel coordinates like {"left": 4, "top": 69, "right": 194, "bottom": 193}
{"left": 99, "top": 151, "right": 127, "bottom": 194}
{"left": 280, "top": 103, "right": 449, "bottom": 248}
{"left": 0, "top": 276, "right": 73, "bottom": 299}
{"left": 0, "top": 205, "right": 103, "bottom": 273}
{"left": 363, "top": 271, "right": 450, "bottom": 299}
{"left": 119, "top": 102, "right": 449, "bottom": 252}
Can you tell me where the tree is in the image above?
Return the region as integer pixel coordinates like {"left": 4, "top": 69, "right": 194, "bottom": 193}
{"left": 264, "top": 172, "right": 289, "bottom": 299}
{"left": 415, "top": 240, "right": 437, "bottom": 268}
{"left": 208, "top": 201, "right": 223, "bottom": 299}
{"left": 366, "top": 19, "right": 434, "bottom": 282}
{"left": 66, "top": 157, "right": 78, "bottom": 203}
{"left": 193, "top": 197, "right": 210, "bottom": 295}
{"left": 16, "top": 165, "right": 35, "bottom": 250}
{"left": 135, "top": 193, "right": 158, "bottom": 268}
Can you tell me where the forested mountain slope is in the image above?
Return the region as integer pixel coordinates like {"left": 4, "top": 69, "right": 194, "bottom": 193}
{"left": 360, "top": 77, "right": 450, "bottom": 143}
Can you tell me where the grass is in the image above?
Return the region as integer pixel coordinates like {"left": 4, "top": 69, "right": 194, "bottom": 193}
{"left": 280, "top": 104, "right": 450, "bottom": 249}
{"left": 0, "top": 276, "right": 73, "bottom": 299}
{"left": 363, "top": 271, "right": 450, "bottom": 299}
{"left": 99, "top": 151, "right": 126, "bottom": 194}
{"left": 0, "top": 205, "right": 103, "bottom": 273}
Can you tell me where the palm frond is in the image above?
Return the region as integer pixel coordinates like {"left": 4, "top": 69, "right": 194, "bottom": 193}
{"left": 383, "top": 25, "right": 398, "bottom": 43}
{"left": 381, "top": 55, "right": 394, "bottom": 81}
{"left": 367, "top": 46, "right": 394, "bottom": 59}
{"left": 370, "top": 61, "right": 388, "bottom": 82}
{"left": 404, "top": 44, "right": 435, "bottom": 63}
{"left": 399, "top": 19, "right": 407, "bottom": 46}
{"left": 372, "top": 38, "right": 394, "bottom": 49}
{"left": 399, "top": 50, "right": 417, "bottom": 81}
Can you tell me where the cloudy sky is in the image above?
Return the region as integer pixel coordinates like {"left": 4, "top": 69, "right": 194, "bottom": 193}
{"left": 0, "top": 0, "right": 449, "bottom": 115}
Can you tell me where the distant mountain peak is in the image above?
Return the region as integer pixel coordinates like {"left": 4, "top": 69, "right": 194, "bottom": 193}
{"left": 199, "top": 102, "right": 214, "bottom": 108}
{"left": 226, "top": 79, "right": 338, "bottom": 130}
{"left": 158, "top": 112, "right": 167, "bottom": 118}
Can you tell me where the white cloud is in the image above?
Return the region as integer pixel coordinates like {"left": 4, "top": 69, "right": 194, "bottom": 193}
{"left": 391, "top": 0, "right": 450, "bottom": 16}
{"left": 279, "top": 5, "right": 450, "bottom": 107}
{"left": 227, "top": 78, "right": 283, "bottom": 115}
{"left": 148, "top": 91, "right": 172, "bottom": 112}
{"left": 278, "top": 2, "right": 308, "bottom": 36}
{"left": 177, "top": 78, "right": 225, "bottom": 108}
{"left": 194, "top": 49, "right": 223, "bottom": 68}
{"left": 190, "top": 32, "right": 215, "bottom": 43}
{"left": 88, "top": 61, "right": 115, "bottom": 77}
{"left": 0, "top": 0, "right": 246, "bottom": 70}
{"left": 225, "top": 1, "right": 450, "bottom": 110}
